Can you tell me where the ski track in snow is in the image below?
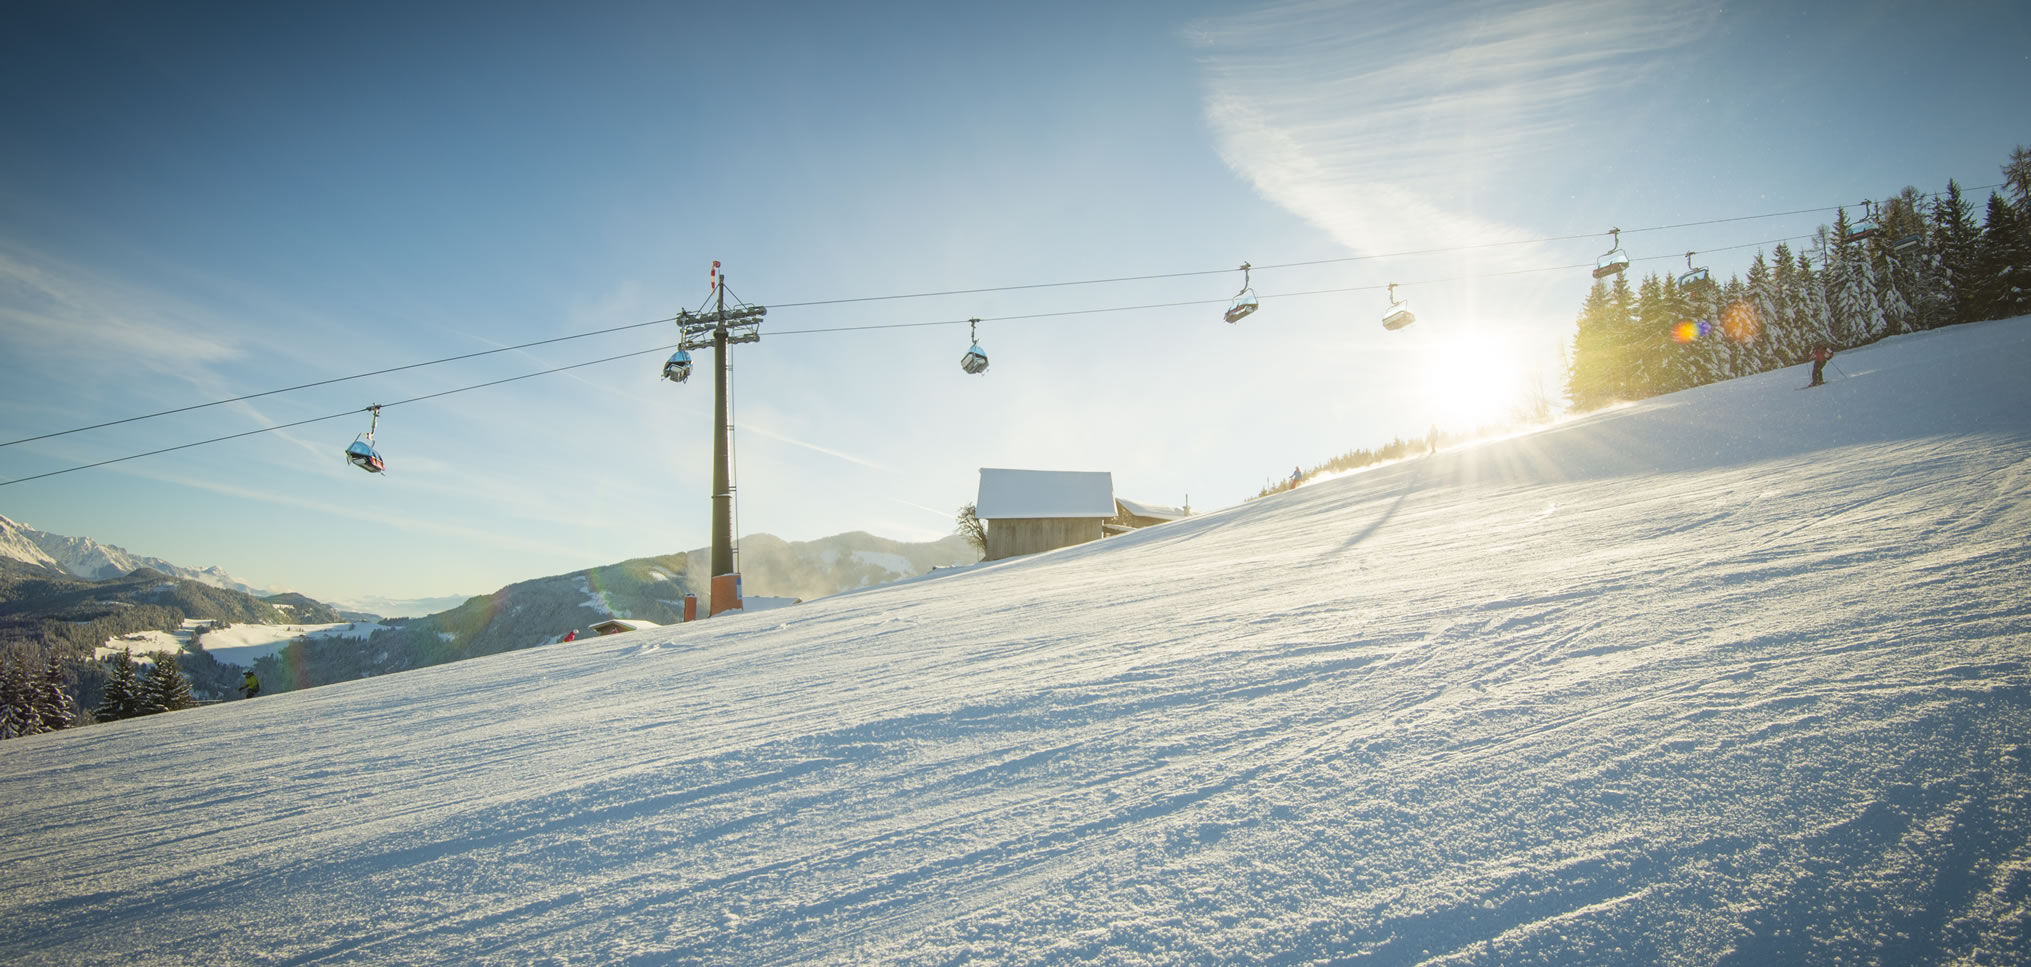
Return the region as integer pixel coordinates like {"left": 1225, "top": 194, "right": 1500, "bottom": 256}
{"left": 4, "top": 319, "right": 2031, "bottom": 965}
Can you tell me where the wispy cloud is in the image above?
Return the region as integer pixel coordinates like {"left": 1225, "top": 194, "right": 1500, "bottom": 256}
{"left": 740, "top": 420, "right": 894, "bottom": 473}
{"left": 104, "top": 459, "right": 598, "bottom": 562}
{"left": 0, "top": 246, "right": 242, "bottom": 371}
{"left": 1190, "top": 0, "right": 1717, "bottom": 257}
{"left": 893, "top": 497, "right": 958, "bottom": 520}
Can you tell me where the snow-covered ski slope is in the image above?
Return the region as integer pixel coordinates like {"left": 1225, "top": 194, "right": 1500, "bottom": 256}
{"left": 4, "top": 319, "right": 2029, "bottom": 966}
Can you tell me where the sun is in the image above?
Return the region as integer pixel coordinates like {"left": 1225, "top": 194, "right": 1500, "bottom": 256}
{"left": 1418, "top": 330, "right": 1533, "bottom": 431}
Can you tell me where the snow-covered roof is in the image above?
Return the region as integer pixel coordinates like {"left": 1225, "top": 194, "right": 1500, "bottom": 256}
{"left": 1115, "top": 497, "right": 1187, "bottom": 521}
{"left": 591, "top": 618, "right": 662, "bottom": 635}
{"left": 975, "top": 468, "right": 1116, "bottom": 520}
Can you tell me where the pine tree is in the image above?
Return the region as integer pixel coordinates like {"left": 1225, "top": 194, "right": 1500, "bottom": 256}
{"left": 1824, "top": 216, "right": 1876, "bottom": 346}
{"left": 96, "top": 650, "right": 147, "bottom": 722}
{"left": 1880, "top": 266, "right": 1912, "bottom": 334}
{"left": 1746, "top": 253, "right": 1787, "bottom": 366}
{"left": 1566, "top": 281, "right": 1627, "bottom": 410}
{"left": 0, "top": 657, "right": 30, "bottom": 740}
{"left": 1768, "top": 244, "right": 1808, "bottom": 362}
{"left": 1973, "top": 193, "right": 2029, "bottom": 320}
{"left": 142, "top": 652, "right": 197, "bottom": 714}
{"left": 1665, "top": 274, "right": 1724, "bottom": 388}
{"left": 1797, "top": 247, "right": 1835, "bottom": 350}
{"left": 1607, "top": 272, "right": 1642, "bottom": 398}
{"left": 2004, "top": 145, "right": 2031, "bottom": 215}
{"left": 1848, "top": 247, "right": 1888, "bottom": 342}
{"left": 1631, "top": 274, "right": 1685, "bottom": 395}
{"left": 1717, "top": 276, "right": 1763, "bottom": 376}
{"left": 35, "top": 653, "right": 77, "bottom": 733}
{"left": 1701, "top": 274, "right": 1741, "bottom": 379}
{"left": 1932, "top": 180, "right": 1981, "bottom": 325}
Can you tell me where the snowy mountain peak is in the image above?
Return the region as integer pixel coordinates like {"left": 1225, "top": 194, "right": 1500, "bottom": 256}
{"left": 0, "top": 515, "right": 268, "bottom": 593}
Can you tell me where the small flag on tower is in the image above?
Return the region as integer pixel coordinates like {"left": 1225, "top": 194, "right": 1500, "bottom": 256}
{"left": 710, "top": 260, "right": 720, "bottom": 291}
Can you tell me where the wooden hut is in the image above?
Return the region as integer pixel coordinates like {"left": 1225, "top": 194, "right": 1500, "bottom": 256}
{"left": 974, "top": 468, "right": 1116, "bottom": 562}
{"left": 1106, "top": 497, "right": 1190, "bottom": 535}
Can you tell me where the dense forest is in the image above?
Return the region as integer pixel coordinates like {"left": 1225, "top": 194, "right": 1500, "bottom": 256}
{"left": 1568, "top": 148, "right": 2031, "bottom": 408}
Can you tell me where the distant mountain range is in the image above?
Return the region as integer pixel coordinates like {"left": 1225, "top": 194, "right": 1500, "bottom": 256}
{"left": 0, "top": 513, "right": 980, "bottom": 696}
{"left": 0, "top": 556, "right": 342, "bottom": 660}
{"left": 250, "top": 531, "right": 980, "bottom": 691}
{"left": 0, "top": 514, "right": 273, "bottom": 594}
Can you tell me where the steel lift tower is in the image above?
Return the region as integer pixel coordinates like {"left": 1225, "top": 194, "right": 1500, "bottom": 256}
{"left": 669, "top": 265, "right": 765, "bottom": 616}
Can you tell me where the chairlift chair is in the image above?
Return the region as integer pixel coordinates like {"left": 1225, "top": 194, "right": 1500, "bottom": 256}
{"left": 344, "top": 405, "right": 386, "bottom": 474}
{"left": 960, "top": 318, "right": 989, "bottom": 375}
{"left": 1224, "top": 262, "right": 1259, "bottom": 323}
{"left": 1382, "top": 283, "right": 1416, "bottom": 331}
{"left": 1842, "top": 200, "right": 1880, "bottom": 245}
{"left": 1892, "top": 233, "right": 1923, "bottom": 253}
{"left": 662, "top": 349, "right": 693, "bottom": 383}
{"left": 1677, "top": 251, "right": 1711, "bottom": 289}
{"left": 1593, "top": 228, "right": 1630, "bottom": 280}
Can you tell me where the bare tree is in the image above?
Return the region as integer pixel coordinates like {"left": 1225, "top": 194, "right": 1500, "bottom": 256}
{"left": 955, "top": 503, "right": 988, "bottom": 559}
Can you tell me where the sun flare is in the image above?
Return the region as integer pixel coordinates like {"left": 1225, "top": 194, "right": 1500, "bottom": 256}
{"left": 1419, "top": 330, "right": 1533, "bottom": 431}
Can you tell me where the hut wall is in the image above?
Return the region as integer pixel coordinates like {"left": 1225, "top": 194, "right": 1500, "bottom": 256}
{"left": 985, "top": 517, "right": 1104, "bottom": 561}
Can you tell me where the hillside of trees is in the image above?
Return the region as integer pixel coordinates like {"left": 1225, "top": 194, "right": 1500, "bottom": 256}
{"left": 0, "top": 559, "right": 348, "bottom": 739}
{"left": 1568, "top": 148, "right": 2030, "bottom": 408}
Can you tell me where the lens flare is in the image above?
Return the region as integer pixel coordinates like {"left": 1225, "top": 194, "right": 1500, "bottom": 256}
{"left": 1671, "top": 302, "right": 1765, "bottom": 345}
{"left": 1721, "top": 300, "right": 1762, "bottom": 343}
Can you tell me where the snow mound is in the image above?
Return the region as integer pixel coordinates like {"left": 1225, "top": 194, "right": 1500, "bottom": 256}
{"left": 4, "top": 318, "right": 2029, "bottom": 965}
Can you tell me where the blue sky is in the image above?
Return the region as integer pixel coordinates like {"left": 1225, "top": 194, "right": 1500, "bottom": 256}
{"left": 2, "top": 0, "right": 2026, "bottom": 608}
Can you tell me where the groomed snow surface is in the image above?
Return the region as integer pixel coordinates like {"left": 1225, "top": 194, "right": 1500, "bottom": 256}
{"left": 5, "top": 319, "right": 2030, "bottom": 966}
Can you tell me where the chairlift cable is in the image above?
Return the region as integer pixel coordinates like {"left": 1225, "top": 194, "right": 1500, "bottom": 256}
{"left": 767, "top": 233, "right": 1822, "bottom": 336}
{"left": 0, "top": 315, "right": 681, "bottom": 449}
{"left": 0, "top": 345, "right": 678, "bottom": 488}
{"left": 5, "top": 186, "right": 1998, "bottom": 451}
{"left": 0, "top": 225, "right": 1914, "bottom": 489}
{"left": 0, "top": 176, "right": 1998, "bottom": 457}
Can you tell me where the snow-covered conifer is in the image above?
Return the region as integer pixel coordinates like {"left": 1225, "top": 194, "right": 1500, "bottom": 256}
{"left": 1846, "top": 247, "right": 1887, "bottom": 342}
{"left": 1877, "top": 253, "right": 1914, "bottom": 335}
{"left": 1932, "top": 180, "right": 1980, "bottom": 325}
{"left": 2004, "top": 144, "right": 2031, "bottom": 214}
{"left": 1717, "top": 276, "right": 1762, "bottom": 376}
{"left": 96, "top": 651, "right": 146, "bottom": 722}
{"left": 1823, "top": 215, "right": 1881, "bottom": 346}
{"left": 0, "top": 657, "right": 29, "bottom": 740}
{"left": 1631, "top": 274, "right": 1686, "bottom": 395}
{"left": 1567, "top": 282, "right": 1625, "bottom": 410}
{"left": 142, "top": 652, "right": 197, "bottom": 714}
{"left": 1746, "top": 253, "right": 1787, "bottom": 366}
{"left": 36, "top": 653, "right": 77, "bottom": 732}
{"left": 1796, "top": 248, "right": 1835, "bottom": 350}
{"left": 1769, "top": 244, "right": 1808, "bottom": 362}
{"left": 1973, "top": 193, "right": 2028, "bottom": 321}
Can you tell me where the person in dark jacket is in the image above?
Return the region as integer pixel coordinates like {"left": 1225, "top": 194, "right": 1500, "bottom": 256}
{"left": 1810, "top": 343, "right": 1834, "bottom": 386}
{"left": 239, "top": 670, "right": 260, "bottom": 699}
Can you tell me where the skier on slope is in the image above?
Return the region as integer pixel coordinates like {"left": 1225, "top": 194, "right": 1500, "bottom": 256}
{"left": 1809, "top": 343, "right": 1834, "bottom": 387}
{"left": 238, "top": 670, "right": 260, "bottom": 699}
